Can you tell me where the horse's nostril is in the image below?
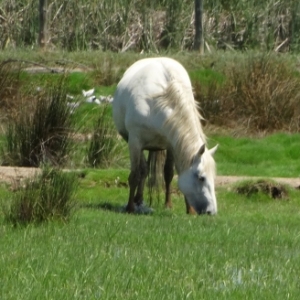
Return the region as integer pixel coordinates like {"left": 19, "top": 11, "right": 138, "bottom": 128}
{"left": 206, "top": 211, "right": 212, "bottom": 215}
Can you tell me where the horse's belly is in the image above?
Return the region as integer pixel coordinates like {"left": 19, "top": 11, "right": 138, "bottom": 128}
{"left": 139, "top": 129, "right": 169, "bottom": 151}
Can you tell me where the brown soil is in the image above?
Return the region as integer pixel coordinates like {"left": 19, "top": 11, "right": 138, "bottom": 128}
{"left": 0, "top": 167, "right": 41, "bottom": 185}
{"left": 0, "top": 166, "right": 299, "bottom": 189}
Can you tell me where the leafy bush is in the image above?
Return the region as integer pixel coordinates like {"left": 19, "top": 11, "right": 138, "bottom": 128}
{"left": 4, "top": 167, "right": 78, "bottom": 226}
{"left": 1, "top": 81, "right": 74, "bottom": 167}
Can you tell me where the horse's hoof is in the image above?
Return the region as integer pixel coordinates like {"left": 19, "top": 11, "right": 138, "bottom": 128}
{"left": 126, "top": 205, "right": 135, "bottom": 213}
{"left": 165, "top": 202, "right": 173, "bottom": 209}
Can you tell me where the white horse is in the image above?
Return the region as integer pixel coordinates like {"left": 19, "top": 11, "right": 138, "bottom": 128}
{"left": 113, "top": 57, "right": 218, "bottom": 214}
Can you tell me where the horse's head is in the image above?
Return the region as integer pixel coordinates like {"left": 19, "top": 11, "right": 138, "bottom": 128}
{"left": 178, "top": 144, "right": 218, "bottom": 215}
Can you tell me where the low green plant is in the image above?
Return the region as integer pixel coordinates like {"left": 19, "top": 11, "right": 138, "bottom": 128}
{"left": 3, "top": 167, "right": 78, "bottom": 226}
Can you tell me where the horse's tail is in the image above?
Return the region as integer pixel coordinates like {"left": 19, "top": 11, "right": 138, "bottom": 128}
{"left": 147, "top": 150, "right": 166, "bottom": 206}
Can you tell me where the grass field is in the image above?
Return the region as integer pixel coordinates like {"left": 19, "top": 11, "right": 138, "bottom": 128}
{"left": 1, "top": 182, "right": 300, "bottom": 299}
{"left": 1, "top": 132, "right": 300, "bottom": 299}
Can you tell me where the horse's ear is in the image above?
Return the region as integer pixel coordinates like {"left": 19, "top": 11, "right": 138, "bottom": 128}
{"left": 208, "top": 144, "right": 218, "bottom": 156}
{"left": 192, "top": 144, "right": 205, "bottom": 164}
{"left": 197, "top": 144, "right": 206, "bottom": 156}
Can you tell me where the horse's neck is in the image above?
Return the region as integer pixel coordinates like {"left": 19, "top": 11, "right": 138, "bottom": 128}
{"left": 170, "top": 124, "right": 205, "bottom": 174}
{"left": 154, "top": 78, "right": 206, "bottom": 173}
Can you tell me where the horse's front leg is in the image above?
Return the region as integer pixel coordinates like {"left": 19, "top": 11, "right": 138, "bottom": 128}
{"left": 127, "top": 142, "right": 142, "bottom": 213}
{"left": 133, "top": 152, "right": 148, "bottom": 206}
{"left": 184, "top": 197, "right": 197, "bottom": 215}
{"left": 127, "top": 169, "right": 140, "bottom": 213}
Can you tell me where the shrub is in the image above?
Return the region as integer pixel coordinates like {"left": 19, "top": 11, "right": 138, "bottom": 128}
{"left": 226, "top": 53, "right": 300, "bottom": 131}
{"left": 195, "top": 53, "right": 300, "bottom": 132}
{"left": 4, "top": 167, "right": 78, "bottom": 226}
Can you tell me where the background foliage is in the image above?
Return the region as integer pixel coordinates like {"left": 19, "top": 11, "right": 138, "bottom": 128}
{"left": 1, "top": 0, "right": 300, "bottom": 52}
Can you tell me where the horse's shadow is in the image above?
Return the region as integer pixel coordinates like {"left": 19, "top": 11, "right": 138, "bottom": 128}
{"left": 80, "top": 202, "right": 154, "bottom": 214}
{"left": 81, "top": 202, "right": 123, "bottom": 213}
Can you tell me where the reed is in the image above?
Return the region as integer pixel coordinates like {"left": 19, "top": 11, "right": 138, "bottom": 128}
{"left": 1, "top": 0, "right": 298, "bottom": 52}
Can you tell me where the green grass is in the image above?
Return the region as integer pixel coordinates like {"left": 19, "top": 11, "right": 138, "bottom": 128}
{"left": 73, "top": 103, "right": 113, "bottom": 130}
{"left": 209, "top": 133, "right": 300, "bottom": 178}
{"left": 1, "top": 178, "right": 300, "bottom": 299}
{"left": 66, "top": 72, "right": 94, "bottom": 94}
{"left": 19, "top": 71, "right": 116, "bottom": 98}
{"left": 71, "top": 103, "right": 106, "bottom": 132}
{"left": 190, "top": 68, "right": 225, "bottom": 87}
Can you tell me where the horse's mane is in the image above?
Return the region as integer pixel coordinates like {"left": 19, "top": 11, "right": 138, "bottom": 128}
{"left": 154, "top": 78, "right": 207, "bottom": 171}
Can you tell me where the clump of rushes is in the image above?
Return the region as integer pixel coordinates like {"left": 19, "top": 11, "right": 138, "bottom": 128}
{"left": 0, "top": 60, "right": 22, "bottom": 111}
{"left": 86, "top": 104, "right": 120, "bottom": 168}
{"left": 4, "top": 167, "right": 78, "bottom": 226}
{"left": 1, "top": 80, "right": 74, "bottom": 167}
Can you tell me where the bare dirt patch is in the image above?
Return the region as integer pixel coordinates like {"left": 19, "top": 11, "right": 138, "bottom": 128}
{"left": 0, "top": 166, "right": 299, "bottom": 189}
{"left": 0, "top": 167, "right": 41, "bottom": 186}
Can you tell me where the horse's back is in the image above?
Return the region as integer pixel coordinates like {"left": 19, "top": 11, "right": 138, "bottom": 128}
{"left": 112, "top": 57, "right": 192, "bottom": 143}
{"left": 120, "top": 57, "right": 191, "bottom": 88}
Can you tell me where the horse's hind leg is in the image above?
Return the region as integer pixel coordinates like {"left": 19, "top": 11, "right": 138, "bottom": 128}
{"left": 164, "top": 150, "right": 174, "bottom": 208}
{"left": 134, "top": 152, "right": 148, "bottom": 206}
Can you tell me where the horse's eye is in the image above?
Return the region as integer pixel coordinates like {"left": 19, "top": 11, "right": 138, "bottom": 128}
{"left": 199, "top": 176, "right": 205, "bottom": 182}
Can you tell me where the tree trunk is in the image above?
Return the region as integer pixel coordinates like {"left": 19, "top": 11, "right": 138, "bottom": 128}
{"left": 194, "top": 0, "right": 204, "bottom": 53}
{"left": 38, "top": 0, "right": 48, "bottom": 48}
